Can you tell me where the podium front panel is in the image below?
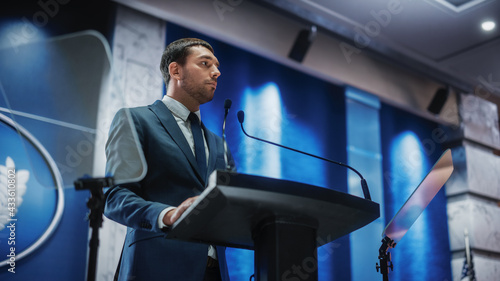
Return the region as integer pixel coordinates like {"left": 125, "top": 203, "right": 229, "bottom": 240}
{"left": 167, "top": 171, "right": 380, "bottom": 249}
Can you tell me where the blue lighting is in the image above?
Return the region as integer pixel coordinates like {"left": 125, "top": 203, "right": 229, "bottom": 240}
{"left": 241, "top": 82, "right": 283, "bottom": 178}
{"left": 389, "top": 131, "right": 431, "bottom": 281}
{"left": 389, "top": 131, "right": 430, "bottom": 195}
{"left": 0, "top": 19, "right": 47, "bottom": 51}
{"left": 238, "top": 82, "right": 328, "bottom": 188}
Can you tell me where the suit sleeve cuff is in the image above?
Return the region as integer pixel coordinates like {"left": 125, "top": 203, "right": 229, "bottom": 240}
{"left": 157, "top": 207, "right": 176, "bottom": 230}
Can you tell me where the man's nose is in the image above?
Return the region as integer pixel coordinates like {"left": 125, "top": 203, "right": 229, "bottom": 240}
{"left": 211, "top": 66, "right": 221, "bottom": 78}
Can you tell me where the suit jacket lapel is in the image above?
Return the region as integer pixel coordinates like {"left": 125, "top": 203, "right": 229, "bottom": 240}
{"left": 149, "top": 100, "right": 205, "bottom": 186}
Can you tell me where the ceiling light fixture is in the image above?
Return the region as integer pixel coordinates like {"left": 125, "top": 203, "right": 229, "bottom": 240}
{"left": 481, "top": 20, "right": 496, "bottom": 31}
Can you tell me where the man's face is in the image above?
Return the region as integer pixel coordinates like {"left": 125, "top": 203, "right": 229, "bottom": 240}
{"left": 178, "top": 45, "right": 221, "bottom": 105}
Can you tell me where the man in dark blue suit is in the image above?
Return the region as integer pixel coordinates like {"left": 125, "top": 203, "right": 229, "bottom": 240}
{"left": 104, "top": 38, "right": 233, "bottom": 281}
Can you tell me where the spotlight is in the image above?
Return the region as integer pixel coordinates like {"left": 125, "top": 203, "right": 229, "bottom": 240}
{"left": 427, "top": 87, "right": 449, "bottom": 115}
{"left": 481, "top": 20, "right": 496, "bottom": 31}
{"left": 288, "top": 25, "right": 317, "bottom": 63}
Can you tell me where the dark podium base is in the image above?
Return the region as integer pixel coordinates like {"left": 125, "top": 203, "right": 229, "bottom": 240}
{"left": 253, "top": 216, "right": 318, "bottom": 281}
{"left": 167, "top": 171, "right": 380, "bottom": 281}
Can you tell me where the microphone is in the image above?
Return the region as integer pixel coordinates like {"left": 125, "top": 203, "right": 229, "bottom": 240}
{"left": 224, "top": 99, "right": 232, "bottom": 114}
{"left": 237, "top": 110, "right": 371, "bottom": 201}
{"left": 222, "top": 99, "right": 234, "bottom": 170}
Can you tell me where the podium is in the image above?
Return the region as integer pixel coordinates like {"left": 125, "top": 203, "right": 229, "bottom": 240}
{"left": 167, "top": 170, "right": 380, "bottom": 281}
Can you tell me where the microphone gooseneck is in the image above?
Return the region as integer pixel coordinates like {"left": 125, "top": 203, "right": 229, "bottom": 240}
{"left": 237, "top": 110, "right": 371, "bottom": 201}
{"left": 222, "top": 99, "right": 234, "bottom": 170}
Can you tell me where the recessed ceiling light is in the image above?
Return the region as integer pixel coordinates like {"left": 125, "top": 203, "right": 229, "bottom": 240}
{"left": 481, "top": 20, "right": 496, "bottom": 31}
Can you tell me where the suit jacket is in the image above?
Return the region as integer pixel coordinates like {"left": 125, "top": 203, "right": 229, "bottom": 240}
{"left": 104, "top": 100, "right": 233, "bottom": 281}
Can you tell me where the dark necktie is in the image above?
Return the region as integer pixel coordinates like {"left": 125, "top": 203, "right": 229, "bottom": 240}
{"left": 189, "top": 113, "right": 207, "bottom": 180}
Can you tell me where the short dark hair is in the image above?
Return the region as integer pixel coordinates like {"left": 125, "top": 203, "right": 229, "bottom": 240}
{"left": 159, "top": 38, "right": 214, "bottom": 86}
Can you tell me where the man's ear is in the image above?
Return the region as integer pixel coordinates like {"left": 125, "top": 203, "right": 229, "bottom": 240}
{"left": 169, "top": 62, "right": 181, "bottom": 81}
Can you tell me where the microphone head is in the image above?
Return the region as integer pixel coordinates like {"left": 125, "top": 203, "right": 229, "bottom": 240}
{"left": 237, "top": 110, "right": 245, "bottom": 124}
{"left": 224, "top": 99, "right": 232, "bottom": 110}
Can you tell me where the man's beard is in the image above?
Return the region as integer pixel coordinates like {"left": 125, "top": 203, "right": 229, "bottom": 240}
{"left": 180, "top": 73, "right": 214, "bottom": 105}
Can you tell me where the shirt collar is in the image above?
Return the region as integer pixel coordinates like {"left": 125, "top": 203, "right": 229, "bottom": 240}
{"left": 162, "top": 95, "right": 201, "bottom": 122}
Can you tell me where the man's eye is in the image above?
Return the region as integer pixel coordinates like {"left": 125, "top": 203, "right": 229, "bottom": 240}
{"left": 201, "top": 61, "right": 208, "bottom": 66}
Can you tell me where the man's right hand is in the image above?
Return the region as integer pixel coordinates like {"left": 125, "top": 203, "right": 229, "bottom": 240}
{"left": 162, "top": 196, "right": 199, "bottom": 226}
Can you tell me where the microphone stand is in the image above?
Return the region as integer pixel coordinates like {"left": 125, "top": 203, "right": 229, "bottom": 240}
{"left": 222, "top": 99, "right": 234, "bottom": 171}
{"left": 74, "top": 176, "right": 114, "bottom": 281}
{"left": 376, "top": 236, "right": 395, "bottom": 281}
